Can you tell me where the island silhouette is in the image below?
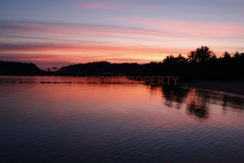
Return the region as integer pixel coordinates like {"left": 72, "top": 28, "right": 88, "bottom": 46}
{"left": 1, "top": 46, "right": 244, "bottom": 82}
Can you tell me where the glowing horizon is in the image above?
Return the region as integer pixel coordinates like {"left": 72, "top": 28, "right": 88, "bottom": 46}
{"left": 0, "top": 0, "right": 244, "bottom": 68}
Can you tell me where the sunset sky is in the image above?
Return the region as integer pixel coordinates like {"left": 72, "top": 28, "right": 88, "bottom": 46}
{"left": 0, "top": 0, "right": 244, "bottom": 68}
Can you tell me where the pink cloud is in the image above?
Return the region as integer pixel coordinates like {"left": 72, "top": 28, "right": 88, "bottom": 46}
{"left": 0, "top": 43, "right": 189, "bottom": 54}
{"left": 0, "top": 21, "right": 167, "bottom": 40}
{"left": 3, "top": 20, "right": 243, "bottom": 41}
{"left": 104, "top": 16, "right": 244, "bottom": 39}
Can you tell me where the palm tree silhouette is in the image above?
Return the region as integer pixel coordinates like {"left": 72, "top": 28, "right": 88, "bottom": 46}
{"left": 188, "top": 46, "right": 215, "bottom": 63}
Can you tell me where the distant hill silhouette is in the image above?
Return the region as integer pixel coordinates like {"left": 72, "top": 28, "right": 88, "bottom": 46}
{"left": 0, "top": 61, "right": 44, "bottom": 75}
{"left": 1, "top": 46, "right": 244, "bottom": 81}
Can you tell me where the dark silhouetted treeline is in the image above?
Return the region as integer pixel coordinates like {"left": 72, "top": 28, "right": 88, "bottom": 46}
{"left": 1, "top": 46, "right": 244, "bottom": 81}
{"left": 56, "top": 46, "right": 244, "bottom": 82}
{"left": 0, "top": 61, "right": 45, "bottom": 75}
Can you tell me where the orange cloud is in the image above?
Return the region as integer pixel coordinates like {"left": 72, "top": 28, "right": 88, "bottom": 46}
{"left": 0, "top": 43, "right": 190, "bottom": 55}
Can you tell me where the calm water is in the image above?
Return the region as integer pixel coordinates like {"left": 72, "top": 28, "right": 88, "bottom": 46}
{"left": 0, "top": 76, "right": 243, "bottom": 162}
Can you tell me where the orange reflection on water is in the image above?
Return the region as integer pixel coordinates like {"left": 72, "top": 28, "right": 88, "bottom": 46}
{"left": 0, "top": 76, "right": 243, "bottom": 131}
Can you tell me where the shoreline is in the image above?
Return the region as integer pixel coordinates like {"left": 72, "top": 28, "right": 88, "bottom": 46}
{"left": 1, "top": 75, "right": 244, "bottom": 96}
{"left": 182, "top": 81, "right": 244, "bottom": 96}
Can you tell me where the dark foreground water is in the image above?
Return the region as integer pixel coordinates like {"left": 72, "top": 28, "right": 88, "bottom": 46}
{"left": 0, "top": 76, "right": 243, "bottom": 162}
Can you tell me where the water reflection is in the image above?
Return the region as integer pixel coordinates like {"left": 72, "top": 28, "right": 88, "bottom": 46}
{"left": 0, "top": 76, "right": 244, "bottom": 162}
{"left": 185, "top": 89, "right": 210, "bottom": 119}
{"left": 161, "top": 86, "right": 189, "bottom": 109}
{"left": 159, "top": 86, "right": 244, "bottom": 120}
